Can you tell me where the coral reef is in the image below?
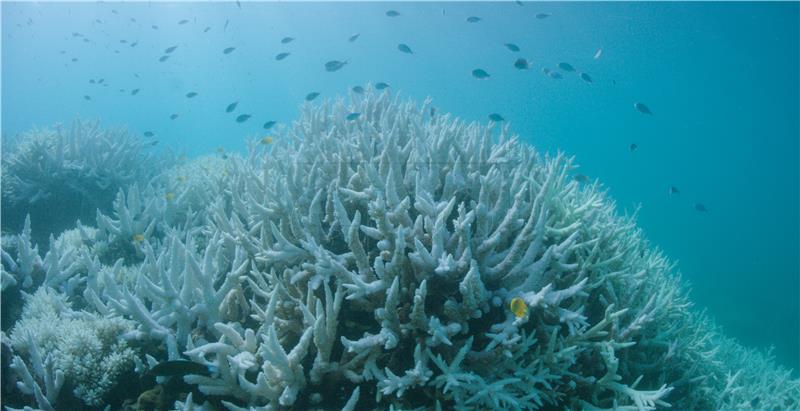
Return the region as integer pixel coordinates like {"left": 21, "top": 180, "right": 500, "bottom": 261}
{"left": 2, "top": 90, "right": 798, "bottom": 410}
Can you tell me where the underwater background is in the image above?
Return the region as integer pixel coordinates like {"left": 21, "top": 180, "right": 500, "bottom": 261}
{"left": 2, "top": 0, "right": 797, "bottom": 385}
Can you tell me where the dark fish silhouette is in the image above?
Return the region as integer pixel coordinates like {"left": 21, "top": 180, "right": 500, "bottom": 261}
{"left": 346, "top": 112, "right": 361, "bottom": 121}
{"left": 83, "top": 95, "right": 91, "bottom": 101}
{"left": 629, "top": 143, "right": 638, "bottom": 152}
{"left": 144, "top": 131, "right": 154, "bottom": 137}
{"left": 281, "top": 36, "right": 294, "bottom": 44}
{"left": 223, "top": 47, "right": 236, "bottom": 54}
{"left": 224, "top": 19, "right": 229, "bottom": 31}
{"left": 203, "top": 27, "right": 211, "bottom": 33}
{"left": 579, "top": 72, "right": 593, "bottom": 83}
{"left": 130, "top": 42, "right": 138, "bottom": 47}
{"left": 159, "top": 55, "right": 170, "bottom": 62}
{"left": 236, "top": 114, "right": 252, "bottom": 123}
{"left": 669, "top": 186, "right": 680, "bottom": 195}
{"left": 236, "top": 0, "right": 241, "bottom": 9}
{"left": 165, "top": 46, "right": 178, "bottom": 54}
{"left": 488, "top": 113, "right": 505, "bottom": 122}
{"left": 226, "top": 101, "right": 238, "bottom": 113}
{"left": 186, "top": 92, "right": 198, "bottom": 98}
{"left": 516, "top": 0, "right": 524, "bottom": 5}
{"left": 348, "top": 33, "right": 360, "bottom": 42}
{"left": 325, "top": 60, "right": 347, "bottom": 72}
{"left": 152, "top": 25, "right": 159, "bottom": 30}
{"left": 536, "top": 13, "right": 550, "bottom": 19}
{"left": 634, "top": 102, "right": 652, "bottom": 115}
{"left": 466, "top": 16, "right": 481, "bottom": 23}
{"left": 397, "top": 43, "right": 413, "bottom": 54}
{"left": 548, "top": 70, "right": 563, "bottom": 79}
{"left": 263, "top": 121, "right": 276, "bottom": 129}
{"left": 275, "top": 52, "right": 290, "bottom": 61}
{"left": 693, "top": 203, "right": 708, "bottom": 212}
{"left": 352, "top": 85, "right": 365, "bottom": 94}
{"left": 305, "top": 92, "right": 320, "bottom": 101}
{"left": 131, "top": 88, "right": 140, "bottom": 95}
{"left": 375, "top": 82, "right": 390, "bottom": 90}
{"left": 89, "top": 79, "right": 96, "bottom": 84}
{"left": 472, "top": 69, "right": 490, "bottom": 79}
{"left": 558, "top": 62, "right": 575, "bottom": 72}
{"left": 98, "top": 79, "right": 104, "bottom": 84}
{"left": 178, "top": 19, "right": 189, "bottom": 25}
{"left": 170, "top": 114, "right": 179, "bottom": 120}
{"left": 386, "top": 10, "right": 400, "bottom": 17}
{"left": 573, "top": 174, "right": 589, "bottom": 183}
{"left": 514, "top": 58, "right": 530, "bottom": 70}
{"left": 504, "top": 43, "right": 520, "bottom": 52}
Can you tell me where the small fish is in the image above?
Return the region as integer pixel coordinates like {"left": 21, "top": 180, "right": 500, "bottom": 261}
{"left": 514, "top": 58, "right": 530, "bottom": 70}
{"left": 536, "top": 13, "right": 550, "bottom": 19}
{"left": 573, "top": 174, "right": 589, "bottom": 183}
{"left": 325, "top": 60, "right": 347, "bottom": 72}
{"left": 352, "top": 85, "right": 365, "bottom": 94}
{"left": 472, "top": 68, "right": 490, "bottom": 79}
{"left": 466, "top": 16, "right": 481, "bottom": 23}
{"left": 159, "top": 55, "right": 170, "bottom": 62}
{"left": 275, "top": 52, "right": 290, "bottom": 61}
{"left": 281, "top": 36, "right": 294, "bottom": 44}
{"left": 131, "top": 88, "right": 140, "bottom": 95}
{"left": 71, "top": 57, "right": 78, "bottom": 62}
{"left": 132, "top": 234, "right": 145, "bottom": 242}
{"left": 224, "top": 19, "right": 229, "bottom": 31}
{"left": 558, "top": 62, "right": 575, "bottom": 72}
{"left": 83, "top": 95, "right": 91, "bottom": 101}
{"left": 152, "top": 25, "right": 159, "bottom": 30}
{"left": 346, "top": 112, "right": 361, "bottom": 121}
{"left": 305, "top": 92, "right": 320, "bottom": 101}
{"left": 385, "top": 10, "right": 400, "bottom": 17}
{"left": 430, "top": 107, "right": 437, "bottom": 117}
{"left": 693, "top": 203, "right": 708, "bottom": 212}
{"left": 186, "top": 92, "right": 198, "bottom": 98}
{"left": 226, "top": 101, "right": 238, "bottom": 113}
{"left": 629, "top": 143, "right": 638, "bottom": 152}
{"left": 348, "top": 33, "right": 360, "bottom": 42}
{"left": 178, "top": 19, "right": 189, "bottom": 25}
{"left": 488, "top": 113, "right": 505, "bottom": 122}
{"left": 397, "top": 43, "right": 413, "bottom": 54}
{"left": 509, "top": 297, "right": 528, "bottom": 318}
{"left": 236, "top": 114, "right": 252, "bottom": 123}
{"left": 166, "top": 47, "right": 180, "bottom": 56}
{"left": 236, "top": 0, "right": 241, "bottom": 9}
{"left": 144, "top": 131, "right": 155, "bottom": 137}
{"left": 170, "top": 114, "right": 179, "bottom": 120}
{"left": 148, "top": 140, "right": 159, "bottom": 146}
{"left": 548, "top": 71, "right": 563, "bottom": 79}
{"left": 120, "top": 39, "right": 128, "bottom": 44}
{"left": 203, "top": 26, "right": 211, "bottom": 33}
{"left": 147, "top": 360, "right": 210, "bottom": 378}
{"left": 579, "top": 72, "right": 593, "bottom": 83}
{"left": 515, "top": 0, "right": 524, "bottom": 5}
{"left": 261, "top": 136, "right": 273, "bottom": 145}
{"left": 504, "top": 43, "right": 520, "bottom": 52}
{"left": 668, "top": 186, "right": 680, "bottom": 195}
{"left": 89, "top": 79, "right": 96, "bottom": 84}
{"left": 594, "top": 48, "right": 603, "bottom": 60}
{"left": 223, "top": 47, "right": 236, "bottom": 54}
{"left": 177, "top": 175, "right": 187, "bottom": 182}
{"left": 375, "top": 82, "right": 390, "bottom": 90}
{"left": 262, "top": 121, "right": 276, "bottom": 129}
{"left": 165, "top": 192, "right": 175, "bottom": 201}
{"left": 634, "top": 102, "right": 652, "bottom": 115}
{"left": 130, "top": 42, "right": 138, "bottom": 47}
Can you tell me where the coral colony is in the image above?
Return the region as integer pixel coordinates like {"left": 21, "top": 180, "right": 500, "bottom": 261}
{"left": 2, "top": 90, "right": 799, "bottom": 410}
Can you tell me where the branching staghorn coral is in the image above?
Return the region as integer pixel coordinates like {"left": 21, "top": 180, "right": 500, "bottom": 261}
{"left": 3, "top": 90, "right": 798, "bottom": 410}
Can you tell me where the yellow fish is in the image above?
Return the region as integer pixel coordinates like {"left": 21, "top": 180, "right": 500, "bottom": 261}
{"left": 177, "top": 175, "right": 187, "bottom": 182}
{"left": 509, "top": 297, "right": 528, "bottom": 318}
{"left": 132, "top": 234, "right": 145, "bottom": 242}
{"left": 261, "top": 136, "right": 273, "bottom": 145}
{"left": 165, "top": 192, "right": 175, "bottom": 201}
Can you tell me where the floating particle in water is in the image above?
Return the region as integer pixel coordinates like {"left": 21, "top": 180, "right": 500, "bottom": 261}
{"left": 594, "top": 48, "right": 603, "bottom": 59}
{"left": 262, "top": 120, "right": 276, "bottom": 130}
{"left": 186, "top": 92, "right": 198, "bottom": 98}
{"left": 466, "top": 16, "right": 482, "bottom": 23}
{"left": 504, "top": 43, "right": 520, "bottom": 52}
{"left": 178, "top": 19, "right": 189, "bottom": 25}
{"left": 165, "top": 45, "right": 178, "bottom": 54}
{"left": 305, "top": 92, "right": 320, "bottom": 101}
{"left": 223, "top": 47, "right": 236, "bottom": 54}
{"left": 325, "top": 60, "right": 347, "bottom": 72}
{"left": 536, "top": 13, "right": 550, "bottom": 19}
{"left": 472, "top": 68, "right": 490, "bottom": 79}
{"left": 348, "top": 33, "right": 360, "bottom": 42}
{"left": 558, "top": 62, "right": 575, "bottom": 72}
{"left": 397, "top": 43, "right": 413, "bottom": 54}
{"left": 668, "top": 186, "right": 680, "bottom": 196}
{"left": 224, "top": 19, "right": 230, "bottom": 31}
{"left": 131, "top": 88, "right": 140, "bottom": 95}
{"left": 514, "top": 58, "right": 530, "bottom": 70}
{"left": 352, "top": 85, "right": 365, "bottom": 94}
{"left": 275, "top": 52, "right": 290, "bottom": 61}
{"left": 375, "top": 82, "right": 390, "bottom": 90}
{"left": 579, "top": 72, "right": 593, "bottom": 83}
{"left": 236, "top": 0, "right": 241, "bottom": 9}
{"left": 488, "top": 113, "right": 505, "bottom": 122}
{"left": 573, "top": 174, "right": 589, "bottom": 183}
{"left": 281, "top": 36, "right": 294, "bottom": 44}
{"left": 346, "top": 112, "right": 361, "bottom": 121}
{"left": 170, "top": 114, "right": 179, "bottom": 120}
{"left": 385, "top": 10, "right": 400, "bottom": 17}
{"left": 634, "top": 102, "right": 652, "bottom": 115}
{"left": 693, "top": 203, "right": 708, "bottom": 212}
{"left": 629, "top": 143, "right": 638, "bottom": 152}
{"left": 236, "top": 114, "right": 252, "bottom": 123}
{"left": 226, "top": 101, "right": 238, "bottom": 113}
{"left": 83, "top": 95, "right": 91, "bottom": 101}
{"left": 159, "top": 55, "right": 170, "bottom": 62}
{"left": 144, "top": 131, "right": 154, "bottom": 137}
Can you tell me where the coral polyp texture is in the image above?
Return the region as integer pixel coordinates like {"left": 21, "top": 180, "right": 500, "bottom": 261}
{"left": 2, "top": 90, "right": 798, "bottom": 410}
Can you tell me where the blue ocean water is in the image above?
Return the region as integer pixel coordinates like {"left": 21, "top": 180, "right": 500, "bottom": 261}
{"left": 2, "top": 0, "right": 797, "bottom": 375}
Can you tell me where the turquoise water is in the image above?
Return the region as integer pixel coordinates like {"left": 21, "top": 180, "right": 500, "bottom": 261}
{"left": 2, "top": 0, "right": 797, "bottom": 377}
